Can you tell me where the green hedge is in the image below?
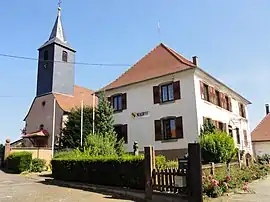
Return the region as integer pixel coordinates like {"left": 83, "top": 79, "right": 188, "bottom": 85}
{"left": 7, "top": 152, "right": 32, "bottom": 173}
{"left": 52, "top": 155, "right": 145, "bottom": 189}
{"left": 30, "top": 158, "right": 46, "bottom": 173}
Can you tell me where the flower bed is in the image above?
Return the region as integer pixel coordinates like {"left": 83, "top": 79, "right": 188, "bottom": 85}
{"left": 203, "top": 164, "right": 270, "bottom": 198}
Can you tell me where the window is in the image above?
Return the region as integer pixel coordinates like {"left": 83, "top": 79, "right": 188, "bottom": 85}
{"left": 109, "top": 93, "right": 127, "bottom": 112}
{"left": 62, "top": 51, "right": 68, "bottom": 62}
{"left": 239, "top": 103, "right": 246, "bottom": 118}
{"left": 225, "top": 95, "right": 230, "bottom": 110}
{"left": 155, "top": 117, "right": 183, "bottom": 141}
{"left": 44, "top": 51, "right": 48, "bottom": 61}
{"left": 163, "top": 118, "right": 176, "bottom": 139}
{"left": 42, "top": 101, "right": 46, "bottom": 107}
{"left": 203, "top": 83, "right": 210, "bottom": 102}
{"left": 228, "top": 125, "right": 233, "bottom": 137}
{"left": 218, "top": 122, "right": 224, "bottom": 131}
{"left": 153, "top": 81, "right": 181, "bottom": 104}
{"left": 114, "top": 124, "right": 128, "bottom": 143}
{"left": 215, "top": 90, "right": 221, "bottom": 107}
{"left": 243, "top": 130, "right": 248, "bottom": 147}
{"left": 236, "top": 128, "right": 240, "bottom": 144}
{"left": 161, "top": 83, "right": 174, "bottom": 102}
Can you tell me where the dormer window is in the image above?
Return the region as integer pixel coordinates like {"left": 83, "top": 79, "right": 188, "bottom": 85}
{"left": 62, "top": 51, "right": 68, "bottom": 62}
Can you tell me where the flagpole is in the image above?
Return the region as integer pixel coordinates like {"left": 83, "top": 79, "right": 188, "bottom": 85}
{"left": 80, "top": 100, "right": 84, "bottom": 147}
{"left": 51, "top": 97, "right": 56, "bottom": 158}
{"left": 92, "top": 94, "right": 95, "bottom": 135}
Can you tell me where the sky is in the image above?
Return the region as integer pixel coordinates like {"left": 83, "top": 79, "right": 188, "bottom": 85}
{"left": 0, "top": 0, "right": 269, "bottom": 144}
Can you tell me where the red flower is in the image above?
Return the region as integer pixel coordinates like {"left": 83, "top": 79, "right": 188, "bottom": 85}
{"left": 243, "top": 185, "right": 248, "bottom": 191}
{"left": 226, "top": 176, "right": 231, "bottom": 182}
{"left": 208, "top": 175, "right": 213, "bottom": 180}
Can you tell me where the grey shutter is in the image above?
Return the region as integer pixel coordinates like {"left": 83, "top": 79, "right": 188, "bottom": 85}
{"left": 173, "top": 81, "right": 181, "bottom": 100}
{"left": 154, "top": 120, "right": 162, "bottom": 141}
{"left": 153, "top": 86, "right": 160, "bottom": 104}
{"left": 176, "top": 117, "right": 184, "bottom": 139}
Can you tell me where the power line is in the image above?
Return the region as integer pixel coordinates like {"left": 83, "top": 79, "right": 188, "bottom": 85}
{"left": 0, "top": 53, "right": 131, "bottom": 67}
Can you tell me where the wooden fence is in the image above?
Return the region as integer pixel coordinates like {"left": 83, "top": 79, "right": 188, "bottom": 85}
{"left": 152, "top": 168, "right": 188, "bottom": 194}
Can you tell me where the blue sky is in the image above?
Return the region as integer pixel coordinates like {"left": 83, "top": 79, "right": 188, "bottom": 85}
{"left": 0, "top": 1, "right": 269, "bottom": 144}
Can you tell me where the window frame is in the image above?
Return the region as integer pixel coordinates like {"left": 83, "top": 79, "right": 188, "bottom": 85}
{"left": 203, "top": 83, "right": 210, "bottom": 102}
{"left": 44, "top": 51, "right": 49, "bottom": 61}
{"left": 112, "top": 94, "right": 123, "bottom": 112}
{"left": 161, "top": 117, "right": 177, "bottom": 140}
{"left": 215, "top": 90, "right": 221, "bottom": 107}
{"left": 62, "top": 51, "right": 68, "bottom": 62}
{"left": 161, "top": 83, "right": 174, "bottom": 103}
{"left": 239, "top": 103, "right": 246, "bottom": 118}
{"left": 225, "top": 95, "right": 230, "bottom": 110}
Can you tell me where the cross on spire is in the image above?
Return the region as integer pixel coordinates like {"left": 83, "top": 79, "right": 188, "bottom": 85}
{"left": 58, "top": 0, "right": 62, "bottom": 8}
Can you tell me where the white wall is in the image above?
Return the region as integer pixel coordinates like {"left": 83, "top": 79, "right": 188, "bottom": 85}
{"left": 194, "top": 70, "right": 253, "bottom": 154}
{"left": 106, "top": 69, "right": 198, "bottom": 152}
{"left": 253, "top": 142, "right": 270, "bottom": 156}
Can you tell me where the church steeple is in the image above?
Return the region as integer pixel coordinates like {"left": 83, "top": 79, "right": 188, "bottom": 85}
{"left": 36, "top": 3, "right": 75, "bottom": 97}
{"left": 49, "top": 7, "right": 66, "bottom": 43}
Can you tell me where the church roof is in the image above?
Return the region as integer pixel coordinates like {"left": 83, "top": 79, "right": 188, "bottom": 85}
{"left": 53, "top": 85, "right": 98, "bottom": 112}
{"left": 39, "top": 7, "right": 75, "bottom": 51}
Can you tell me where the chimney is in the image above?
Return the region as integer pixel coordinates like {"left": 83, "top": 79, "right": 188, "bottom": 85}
{"left": 266, "top": 104, "right": 269, "bottom": 115}
{"left": 192, "top": 56, "right": 199, "bottom": 66}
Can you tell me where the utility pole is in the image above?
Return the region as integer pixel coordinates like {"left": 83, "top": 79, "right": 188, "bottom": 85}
{"left": 51, "top": 97, "right": 56, "bottom": 158}
{"left": 81, "top": 100, "right": 84, "bottom": 147}
{"left": 92, "top": 94, "right": 95, "bottom": 135}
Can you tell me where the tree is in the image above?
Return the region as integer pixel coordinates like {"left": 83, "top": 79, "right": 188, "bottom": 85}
{"left": 200, "top": 130, "right": 237, "bottom": 163}
{"left": 0, "top": 144, "right": 4, "bottom": 154}
{"left": 94, "top": 92, "right": 115, "bottom": 135}
{"left": 61, "top": 106, "right": 93, "bottom": 148}
{"left": 200, "top": 122, "right": 215, "bottom": 136}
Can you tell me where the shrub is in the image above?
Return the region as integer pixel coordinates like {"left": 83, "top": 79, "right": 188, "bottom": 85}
{"left": 258, "top": 154, "right": 270, "bottom": 165}
{"left": 84, "top": 132, "right": 125, "bottom": 156}
{"left": 52, "top": 155, "right": 145, "bottom": 189}
{"left": 7, "top": 152, "right": 32, "bottom": 173}
{"left": 30, "top": 158, "right": 46, "bottom": 172}
{"left": 200, "top": 131, "right": 237, "bottom": 163}
{"left": 155, "top": 155, "right": 178, "bottom": 169}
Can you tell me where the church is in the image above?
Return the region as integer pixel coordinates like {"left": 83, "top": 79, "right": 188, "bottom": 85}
{"left": 22, "top": 6, "right": 97, "bottom": 148}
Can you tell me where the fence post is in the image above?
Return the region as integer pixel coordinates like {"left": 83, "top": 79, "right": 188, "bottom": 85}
{"left": 188, "top": 143, "right": 203, "bottom": 202}
{"left": 144, "top": 146, "right": 154, "bottom": 200}
{"left": 210, "top": 162, "right": 215, "bottom": 176}
{"left": 4, "top": 138, "right": 11, "bottom": 161}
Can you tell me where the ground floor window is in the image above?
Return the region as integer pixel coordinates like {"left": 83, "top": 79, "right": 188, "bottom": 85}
{"left": 114, "top": 124, "right": 128, "bottom": 144}
{"left": 155, "top": 116, "right": 183, "bottom": 141}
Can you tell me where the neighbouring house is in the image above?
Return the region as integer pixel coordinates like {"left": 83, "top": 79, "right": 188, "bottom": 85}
{"left": 99, "top": 43, "right": 252, "bottom": 160}
{"left": 21, "top": 6, "right": 97, "bottom": 149}
{"left": 251, "top": 104, "right": 270, "bottom": 156}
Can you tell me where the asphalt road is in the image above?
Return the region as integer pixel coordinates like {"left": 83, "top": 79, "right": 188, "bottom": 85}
{"left": 0, "top": 170, "right": 137, "bottom": 202}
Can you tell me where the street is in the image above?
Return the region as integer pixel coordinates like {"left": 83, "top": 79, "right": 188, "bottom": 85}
{"left": 0, "top": 170, "right": 137, "bottom": 202}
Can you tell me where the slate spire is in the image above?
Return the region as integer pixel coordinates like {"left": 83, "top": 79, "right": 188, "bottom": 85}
{"left": 49, "top": 7, "right": 66, "bottom": 42}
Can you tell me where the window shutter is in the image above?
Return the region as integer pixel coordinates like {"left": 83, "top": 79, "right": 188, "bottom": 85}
{"left": 228, "top": 98, "right": 232, "bottom": 112}
{"left": 220, "top": 92, "right": 224, "bottom": 108}
{"left": 122, "top": 93, "right": 127, "bottom": 110}
{"left": 153, "top": 86, "right": 160, "bottom": 104}
{"left": 173, "top": 81, "right": 181, "bottom": 100}
{"left": 209, "top": 87, "right": 215, "bottom": 103}
{"left": 243, "top": 104, "right": 246, "bottom": 118}
{"left": 243, "top": 130, "right": 248, "bottom": 146}
{"left": 238, "top": 102, "right": 241, "bottom": 116}
{"left": 213, "top": 120, "right": 218, "bottom": 129}
{"left": 176, "top": 117, "right": 184, "bottom": 139}
{"left": 154, "top": 120, "right": 162, "bottom": 141}
{"left": 122, "top": 124, "right": 128, "bottom": 144}
{"left": 200, "top": 81, "right": 204, "bottom": 99}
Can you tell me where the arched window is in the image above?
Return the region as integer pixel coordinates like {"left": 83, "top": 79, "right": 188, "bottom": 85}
{"left": 44, "top": 51, "right": 49, "bottom": 61}
{"left": 62, "top": 51, "right": 68, "bottom": 62}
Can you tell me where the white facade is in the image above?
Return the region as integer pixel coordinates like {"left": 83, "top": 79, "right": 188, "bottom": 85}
{"left": 105, "top": 68, "right": 252, "bottom": 156}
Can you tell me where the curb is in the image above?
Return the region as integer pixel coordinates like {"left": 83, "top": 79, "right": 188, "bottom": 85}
{"left": 47, "top": 179, "right": 145, "bottom": 202}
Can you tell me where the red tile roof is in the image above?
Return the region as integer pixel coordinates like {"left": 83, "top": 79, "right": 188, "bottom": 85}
{"left": 23, "top": 129, "right": 49, "bottom": 138}
{"left": 251, "top": 114, "right": 270, "bottom": 142}
{"left": 102, "top": 43, "right": 196, "bottom": 91}
{"left": 54, "top": 85, "right": 98, "bottom": 112}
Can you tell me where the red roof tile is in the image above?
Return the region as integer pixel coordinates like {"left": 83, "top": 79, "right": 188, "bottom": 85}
{"left": 251, "top": 114, "right": 270, "bottom": 142}
{"left": 23, "top": 129, "right": 49, "bottom": 138}
{"left": 102, "top": 43, "right": 195, "bottom": 91}
{"left": 54, "top": 85, "right": 98, "bottom": 112}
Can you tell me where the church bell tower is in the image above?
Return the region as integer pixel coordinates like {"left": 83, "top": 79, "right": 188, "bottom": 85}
{"left": 36, "top": 6, "right": 76, "bottom": 97}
